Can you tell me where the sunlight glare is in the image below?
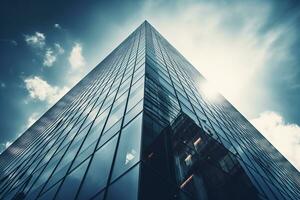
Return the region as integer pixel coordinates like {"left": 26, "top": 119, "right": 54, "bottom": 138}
{"left": 199, "top": 81, "right": 219, "bottom": 101}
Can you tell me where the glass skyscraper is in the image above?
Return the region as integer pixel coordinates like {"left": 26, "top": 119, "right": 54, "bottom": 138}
{"left": 0, "top": 21, "right": 299, "bottom": 200}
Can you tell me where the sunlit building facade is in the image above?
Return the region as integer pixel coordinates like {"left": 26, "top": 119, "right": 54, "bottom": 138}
{"left": 0, "top": 21, "right": 299, "bottom": 200}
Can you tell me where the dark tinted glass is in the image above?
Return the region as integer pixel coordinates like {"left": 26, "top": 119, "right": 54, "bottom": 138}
{"left": 111, "top": 113, "right": 142, "bottom": 181}
{"left": 106, "top": 164, "right": 139, "bottom": 200}
{"left": 77, "top": 135, "right": 118, "bottom": 199}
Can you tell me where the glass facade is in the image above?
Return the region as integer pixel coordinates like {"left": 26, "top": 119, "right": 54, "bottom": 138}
{"left": 0, "top": 21, "right": 299, "bottom": 200}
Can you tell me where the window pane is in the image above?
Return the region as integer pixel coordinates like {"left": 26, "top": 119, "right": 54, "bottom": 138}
{"left": 127, "top": 78, "right": 144, "bottom": 111}
{"left": 106, "top": 164, "right": 139, "bottom": 200}
{"left": 111, "top": 113, "right": 143, "bottom": 181}
{"left": 77, "top": 135, "right": 118, "bottom": 199}
{"left": 105, "top": 91, "right": 128, "bottom": 131}
{"left": 75, "top": 108, "right": 110, "bottom": 160}
{"left": 39, "top": 181, "right": 61, "bottom": 200}
{"left": 56, "top": 158, "right": 89, "bottom": 199}
{"left": 90, "top": 190, "right": 105, "bottom": 200}
{"left": 98, "top": 120, "right": 121, "bottom": 149}
{"left": 124, "top": 99, "right": 143, "bottom": 126}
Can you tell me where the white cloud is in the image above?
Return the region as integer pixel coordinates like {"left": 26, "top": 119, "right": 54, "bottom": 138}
{"left": 69, "top": 43, "right": 86, "bottom": 70}
{"left": 24, "top": 76, "right": 69, "bottom": 105}
{"left": 43, "top": 48, "right": 56, "bottom": 67}
{"left": 54, "top": 23, "right": 61, "bottom": 29}
{"left": 24, "top": 32, "right": 65, "bottom": 67}
{"left": 54, "top": 43, "right": 64, "bottom": 54}
{"left": 251, "top": 111, "right": 300, "bottom": 171}
{"left": 43, "top": 43, "right": 64, "bottom": 67}
{"left": 67, "top": 43, "right": 88, "bottom": 86}
{"left": 24, "top": 32, "right": 46, "bottom": 48}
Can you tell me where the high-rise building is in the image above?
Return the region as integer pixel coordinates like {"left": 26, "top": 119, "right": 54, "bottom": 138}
{"left": 0, "top": 21, "right": 299, "bottom": 200}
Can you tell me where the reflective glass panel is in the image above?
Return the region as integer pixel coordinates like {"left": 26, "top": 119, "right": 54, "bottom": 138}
{"left": 77, "top": 135, "right": 118, "bottom": 199}
{"left": 56, "top": 158, "right": 89, "bottom": 199}
{"left": 106, "top": 164, "right": 139, "bottom": 200}
{"left": 111, "top": 113, "right": 142, "bottom": 181}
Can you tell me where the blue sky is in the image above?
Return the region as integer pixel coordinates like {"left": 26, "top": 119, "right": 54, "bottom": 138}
{"left": 0, "top": 0, "right": 300, "bottom": 170}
